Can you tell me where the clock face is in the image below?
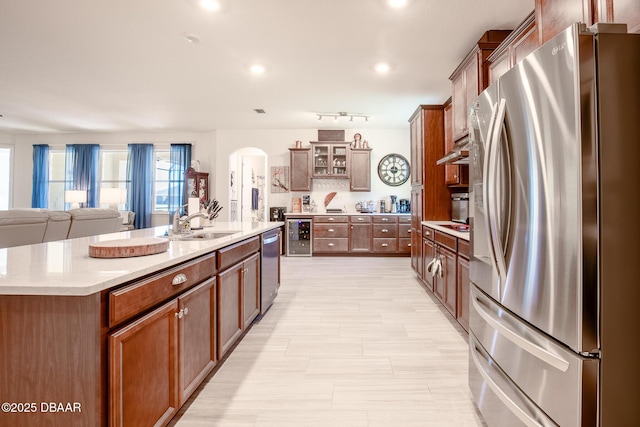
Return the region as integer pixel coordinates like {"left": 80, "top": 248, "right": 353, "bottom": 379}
{"left": 377, "top": 153, "right": 410, "bottom": 186}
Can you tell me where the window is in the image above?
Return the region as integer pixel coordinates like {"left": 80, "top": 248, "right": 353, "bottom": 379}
{"left": 154, "top": 150, "right": 171, "bottom": 212}
{"left": 100, "top": 150, "right": 128, "bottom": 209}
{"left": 0, "top": 147, "right": 12, "bottom": 209}
{"left": 48, "top": 150, "right": 66, "bottom": 210}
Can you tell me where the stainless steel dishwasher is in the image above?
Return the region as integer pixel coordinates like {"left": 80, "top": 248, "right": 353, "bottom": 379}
{"left": 260, "top": 229, "right": 280, "bottom": 315}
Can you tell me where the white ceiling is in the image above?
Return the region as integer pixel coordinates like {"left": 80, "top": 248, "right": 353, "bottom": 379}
{"left": 0, "top": 0, "right": 533, "bottom": 134}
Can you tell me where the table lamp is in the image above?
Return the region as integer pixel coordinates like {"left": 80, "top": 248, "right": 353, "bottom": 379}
{"left": 65, "top": 190, "right": 87, "bottom": 209}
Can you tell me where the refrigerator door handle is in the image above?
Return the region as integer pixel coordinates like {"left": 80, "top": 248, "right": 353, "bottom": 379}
{"left": 481, "top": 102, "right": 502, "bottom": 281}
{"left": 472, "top": 295, "right": 570, "bottom": 372}
{"left": 470, "top": 339, "right": 556, "bottom": 427}
{"left": 486, "top": 98, "right": 509, "bottom": 286}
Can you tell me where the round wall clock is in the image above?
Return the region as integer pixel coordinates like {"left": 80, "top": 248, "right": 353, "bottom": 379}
{"left": 377, "top": 153, "right": 410, "bottom": 186}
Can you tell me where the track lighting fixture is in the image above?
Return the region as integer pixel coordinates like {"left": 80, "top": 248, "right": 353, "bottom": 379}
{"left": 315, "top": 112, "right": 370, "bottom": 123}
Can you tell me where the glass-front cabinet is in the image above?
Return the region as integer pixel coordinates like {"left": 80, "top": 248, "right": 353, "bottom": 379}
{"left": 311, "top": 142, "right": 350, "bottom": 178}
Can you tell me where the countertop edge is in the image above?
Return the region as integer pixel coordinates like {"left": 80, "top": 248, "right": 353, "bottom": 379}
{"left": 0, "top": 222, "right": 283, "bottom": 297}
{"left": 421, "top": 221, "right": 470, "bottom": 241}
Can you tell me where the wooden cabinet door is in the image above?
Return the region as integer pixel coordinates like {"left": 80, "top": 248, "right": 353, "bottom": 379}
{"left": 350, "top": 222, "right": 372, "bottom": 252}
{"left": 242, "top": 253, "right": 260, "bottom": 329}
{"left": 410, "top": 187, "right": 423, "bottom": 274}
{"left": 451, "top": 72, "right": 467, "bottom": 141}
{"left": 178, "top": 278, "right": 217, "bottom": 405}
{"left": 443, "top": 101, "right": 460, "bottom": 186}
{"left": 536, "top": 0, "right": 590, "bottom": 44}
{"left": 217, "top": 263, "right": 243, "bottom": 358}
{"left": 350, "top": 149, "right": 371, "bottom": 191}
{"left": 409, "top": 109, "right": 423, "bottom": 185}
{"left": 457, "top": 255, "right": 470, "bottom": 332}
{"left": 422, "top": 238, "right": 434, "bottom": 291}
{"left": 109, "top": 300, "right": 179, "bottom": 427}
{"left": 289, "top": 148, "right": 311, "bottom": 191}
{"left": 441, "top": 247, "right": 458, "bottom": 317}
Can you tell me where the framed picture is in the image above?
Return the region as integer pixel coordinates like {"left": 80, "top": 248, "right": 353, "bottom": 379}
{"left": 271, "top": 166, "right": 290, "bottom": 193}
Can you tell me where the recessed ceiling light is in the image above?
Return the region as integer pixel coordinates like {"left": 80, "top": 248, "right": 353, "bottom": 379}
{"left": 250, "top": 64, "right": 266, "bottom": 75}
{"left": 200, "top": 0, "right": 221, "bottom": 11}
{"left": 388, "top": 0, "right": 408, "bottom": 9}
{"left": 182, "top": 32, "right": 200, "bottom": 43}
{"left": 375, "top": 62, "right": 391, "bottom": 74}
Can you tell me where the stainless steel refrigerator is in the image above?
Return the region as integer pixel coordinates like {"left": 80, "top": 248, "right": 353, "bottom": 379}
{"left": 468, "top": 23, "right": 640, "bottom": 426}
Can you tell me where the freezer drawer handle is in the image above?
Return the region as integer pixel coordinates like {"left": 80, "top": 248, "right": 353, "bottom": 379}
{"left": 470, "top": 342, "right": 549, "bottom": 427}
{"left": 472, "top": 296, "right": 570, "bottom": 372}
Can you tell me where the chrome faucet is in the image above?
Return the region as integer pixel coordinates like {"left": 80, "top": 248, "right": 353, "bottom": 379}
{"left": 172, "top": 205, "right": 209, "bottom": 235}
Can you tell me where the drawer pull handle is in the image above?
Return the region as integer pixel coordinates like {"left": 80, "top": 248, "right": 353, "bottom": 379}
{"left": 328, "top": 218, "right": 335, "bottom": 221}
{"left": 426, "top": 231, "right": 430, "bottom": 236}
{"left": 358, "top": 218, "right": 364, "bottom": 221}
{"left": 382, "top": 218, "right": 389, "bottom": 221}
{"left": 243, "top": 268, "right": 249, "bottom": 274}
{"left": 328, "top": 243, "right": 335, "bottom": 247}
{"left": 382, "top": 243, "right": 389, "bottom": 247}
{"left": 382, "top": 229, "right": 389, "bottom": 233}
{"left": 328, "top": 228, "right": 334, "bottom": 232}
{"left": 183, "top": 307, "right": 189, "bottom": 316}
{"left": 408, "top": 243, "right": 412, "bottom": 247}
{"left": 172, "top": 274, "right": 187, "bottom": 286}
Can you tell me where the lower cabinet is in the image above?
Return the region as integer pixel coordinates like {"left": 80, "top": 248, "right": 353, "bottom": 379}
{"left": 421, "top": 225, "right": 468, "bottom": 329}
{"left": 217, "top": 252, "right": 260, "bottom": 358}
{"left": 349, "top": 215, "right": 372, "bottom": 252}
{"left": 110, "top": 277, "right": 218, "bottom": 427}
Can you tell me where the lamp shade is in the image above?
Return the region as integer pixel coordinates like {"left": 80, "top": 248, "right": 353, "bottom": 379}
{"left": 100, "top": 187, "right": 127, "bottom": 205}
{"left": 65, "top": 190, "right": 87, "bottom": 204}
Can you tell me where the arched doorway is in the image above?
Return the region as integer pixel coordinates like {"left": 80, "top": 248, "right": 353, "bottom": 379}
{"left": 228, "top": 147, "right": 267, "bottom": 222}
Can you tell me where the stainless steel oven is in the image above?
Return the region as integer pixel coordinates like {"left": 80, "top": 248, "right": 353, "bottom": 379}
{"left": 451, "top": 193, "right": 469, "bottom": 223}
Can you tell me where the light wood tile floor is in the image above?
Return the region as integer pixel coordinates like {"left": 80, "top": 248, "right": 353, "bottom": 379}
{"left": 170, "top": 256, "right": 486, "bottom": 427}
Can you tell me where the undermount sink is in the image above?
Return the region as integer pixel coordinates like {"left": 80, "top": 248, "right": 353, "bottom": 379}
{"left": 180, "top": 232, "right": 237, "bottom": 240}
{"left": 164, "top": 231, "right": 238, "bottom": 241}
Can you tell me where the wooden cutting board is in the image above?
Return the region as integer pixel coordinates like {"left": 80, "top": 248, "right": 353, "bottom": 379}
{"left": 89, "top": 237, "right": 169, "bottom": 258}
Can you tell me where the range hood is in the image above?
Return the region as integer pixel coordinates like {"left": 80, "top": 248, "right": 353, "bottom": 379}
{"left": 436, "top": 137, "right": 470, "bottom": 165}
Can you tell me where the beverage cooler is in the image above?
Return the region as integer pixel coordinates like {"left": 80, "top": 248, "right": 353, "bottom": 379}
{"left": 286, "top": 218, "right": 312, "bottom": 256}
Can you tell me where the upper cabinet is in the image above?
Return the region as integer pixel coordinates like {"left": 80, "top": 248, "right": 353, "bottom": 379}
{"left": 489, "top": 12, "right": 538, "bottom": 84}
{"left": 310, "top": 142, "right": 350, "bottom": 178}
{"left": 350, "top": 148, "right": 372, "bottom": 192}
{"left": 289, "top": 143, "right": 371, "bottom": 192}
{"left": 289, "top": 147, "right": 311, "bottom": 192}
{"left": 449, "top": 30, "right": 511, "bottom": 142}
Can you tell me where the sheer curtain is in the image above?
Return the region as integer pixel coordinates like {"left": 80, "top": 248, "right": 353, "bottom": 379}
{"left": 169, "top": 144, "right": 192, "bottom": 219}
{"left": 31, "top": 144, "right": 49, "bottom": 208}
{"left": 127, "top": 144, "right": 154, "bottom": 229}
{"left": 65, "top": 144, "right": 100, "bottom": 207}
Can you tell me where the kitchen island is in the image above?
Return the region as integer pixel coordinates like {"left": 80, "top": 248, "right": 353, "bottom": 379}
{"left": 0, "top": 221, "right": 282, "bottom": 427}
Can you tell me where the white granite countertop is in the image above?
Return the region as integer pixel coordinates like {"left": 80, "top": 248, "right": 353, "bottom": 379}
{"left": 284, "top": 212, "right": 410, "bottom": 217}
{"left": 0, "top": 221, "right": 283, "bottom": 297}
{"left": 422, "top": 221, "right": 470, "bottom": 241}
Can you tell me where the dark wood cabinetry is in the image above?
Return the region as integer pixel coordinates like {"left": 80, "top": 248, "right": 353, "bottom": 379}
{"left": 178, "top": 279, "right": 217, "bottom": 405}
{"left": 456, "top": 240, "right": 470, "bottom": 332}
{"left": 349, "top": 215, "right": 372, "bottom": 252}
{"left": 489, "top": 12, "right": 539, "bottom": 83}
{"left": 372, "top": 215, "right": 399, "bottom": 253}
{"left": 184, "top": 167, "right": 209, "bottom": 208}
{"left": 350, "top": 148, "right": 372, "bottom": 191}
{"left": 289, "top": 148, "right": 312, "bottom": 192}
{"left": 242, "top": 253, "right": 260, "bottom": 329}
{"left": 449, "top": 31, "right": 510, "bottom": 143}
{"left": 109, "top": 299, "right": 180, "bottom": 427}
{"left": 311, "top": 142, "right": 350, "bottom": 178}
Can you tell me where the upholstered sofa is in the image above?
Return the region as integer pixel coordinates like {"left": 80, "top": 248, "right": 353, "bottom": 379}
{"left": 0, "top": 208, "right": 122, "bottom": 249}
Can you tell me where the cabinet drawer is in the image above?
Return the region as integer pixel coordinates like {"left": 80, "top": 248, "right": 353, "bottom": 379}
{"left": 373, "top": 215, "right": 398, "bottom": 224}
{"left": 373, "top": 238, "right": 398, "bottom": 252}
{"left": 314, "top": 215, "right": 348, "bottom": 223}
{"left": 458, "top": 238, "right": 470, "bottom": 259}
{"left": 217, "top": 236, "right": 260, "bottom": 271}
{"left": 313, "top": 238, "right": 348, "bottom": 252}
{"left": 399, "top": 224, "right": 412, "bottom": 238}
{"left": 373, "top": 224, "right": 398, "bottom": 238}
{"left": 399, "top": 238, "right": 412, "bottom": 253}
{"left": 398, "top": 216, "right": 411, "bottom": 223}
{"left": 109, "top": 252, "right": 217, "bottom": 327}
{"left": 422, "top": 226, "right": 435, "bottom": 241}
{"left": 349, "top": 215, "right": 371, "bottom": 223}
{"left": 435, "top": 231, "right": 457, "bottom": 252}
{"left": 314, "top": 223, "right": 348, "bottom": 238}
